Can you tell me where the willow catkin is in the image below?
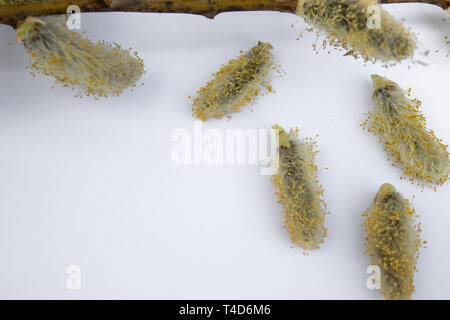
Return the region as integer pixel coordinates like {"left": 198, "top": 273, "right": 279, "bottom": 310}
{"left": 362, "top": 75, "right": 449, "bottom": 188}
{"left": 296, "top": 0, "right": 416, "bottom": 63}
{"left": 363, "top": 183, "right": 423, "bottom": 300}
{"left": 16, "top": 16, "right": 144, "bottom": 98}
{"left": 272, "top": 125, "right": 328, "bottom": 252}
{"left": 192, "top": 42, "right": 277, "bottom": 121}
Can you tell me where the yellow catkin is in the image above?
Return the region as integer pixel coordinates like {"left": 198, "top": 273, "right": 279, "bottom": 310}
{"left": 363, "top": 183, "right": 423, "bottom": 300}
{"left": 272, "top": 125, "right": 328, "bottom": 253}
{"left": 296, "top": 0, "right": 416, "bottom": 63}
{"left": 362, "top": 75, "right": 449, "bottom": 188}
{"left": 16, "top": 16, "right": 144, "bottom": 98}
{"left": 192, "top": 42, "right": 278, "bottom": 121}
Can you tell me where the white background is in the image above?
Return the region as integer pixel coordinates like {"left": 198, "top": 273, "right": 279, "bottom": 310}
{"left": 0, "top": 4, "right": 449, "bottom": 299}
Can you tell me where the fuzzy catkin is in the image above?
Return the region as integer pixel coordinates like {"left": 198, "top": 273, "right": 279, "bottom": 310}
{"left": 363, "top": 183, "right": 423, "bottom": 300}
{"left": 362, "top": 75, "right": 449, "bottom": 188}
{"left": 192, "top": 42, "right": 277, "bottom": 121}
{"left": 296, "top": 0, "right": 416, "bottom": 63}
{"left": 272, "top": 125, "right": 328, "bottom": 252}
{"left": 16, "top": 16, "right": 144, "bottom": 98}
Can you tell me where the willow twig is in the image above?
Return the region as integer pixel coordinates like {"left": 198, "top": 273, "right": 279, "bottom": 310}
{"left": 0, "top": 0, "right": 449, "bottom": 28}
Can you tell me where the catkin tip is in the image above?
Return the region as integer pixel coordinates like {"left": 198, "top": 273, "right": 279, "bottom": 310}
{"left": 370, "top": 74, "right": 395, "bottom": 90}
{"left": 272, "top": 124, "right": 291, "bottom": 148}
{"left": 370, "top": 74, "right": 383, "bottom": 88}
{"left": 376, "top": 183, "right": 396, "bottom": 202}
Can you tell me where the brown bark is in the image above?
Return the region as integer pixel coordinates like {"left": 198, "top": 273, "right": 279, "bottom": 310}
{"left": 0, "top": 0, "right": 448, "bottom": 28}
{"left": 0, "top": 0, "right": 298, "bottom": 27}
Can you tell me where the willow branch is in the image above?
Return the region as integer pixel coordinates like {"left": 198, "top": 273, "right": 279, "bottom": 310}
{"left": 0, "top": 0, "right": 448, "bottom": 28}
{"left": 380, "top": 0, "right": 449, "bottom": 8}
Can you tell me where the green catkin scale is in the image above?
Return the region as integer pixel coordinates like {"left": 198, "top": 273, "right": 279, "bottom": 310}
{"left": 363, "top": 183, "right": 424, "bottom": 300}
{"left": 272, "top": 125, "right": 328, "bottom": 252}
{"left": 16, "top": 16, "right": 144, "bottom": 98}
{"left": 192, "top": 41, "right": 277, "bottom": 121}
{"left": 362, "top": 75, "right": 449, "bottom": 188}
{"left": 296, "top": 0, "right": 416, "bottom": 63}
